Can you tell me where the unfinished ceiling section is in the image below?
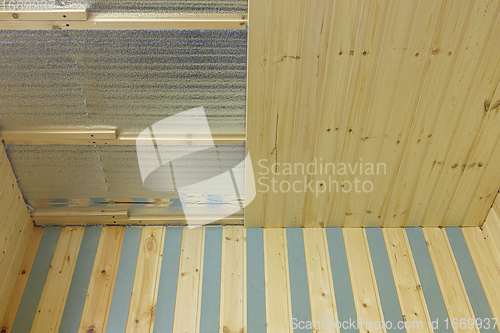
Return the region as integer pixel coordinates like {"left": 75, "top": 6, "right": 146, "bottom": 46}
{"left": 247, "top": 0, "right": 500, "bottom": 228}
{"left": 0, "top": 5, "right": 248, "bottom": 225}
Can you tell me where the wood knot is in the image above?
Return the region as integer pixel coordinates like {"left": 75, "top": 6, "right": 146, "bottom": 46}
{"left": 451, "top": 164, "right": 458, "bottom": 168}
{"left": 87, "top": 328, "right": 95, "bottom": 333}
{"left": 12, "top": 13, "right": 19, "bottom": 19}
{"left": 101, "top": 270, "right": 106, "bottom": 274}
{"left": 362, "top": 51, "right": 367, "bottom": 56}
{"left": 21, "top": 270, "right": 26, "bottom": 275}
{"left": 135, "top": 319, "right": 139, "bottom": 324}
{"left": 226, "top": 237, "right": 231, "bottom": 241}
{"left": 362, "top": 303, "right": 367, "bottom": 307}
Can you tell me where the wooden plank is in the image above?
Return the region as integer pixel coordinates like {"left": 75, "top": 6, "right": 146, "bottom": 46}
{"left": 462, "top": 227, "right": 500, "bottom": 331}
{"left": 246, "top": 229, "right": 266, "bottom": 333}
{"left": 0, "top": 212, "right": 34, "bottom": 322}
{"left": 0, "top": 14, "right": 247, "bottom": 30}
{"left": 447, "top": 228, "right": 497, "bottom": 332}
{"left": 424, "top": 3, "right": 500, "bottom": 226}
{"left": 0, "top": 227, "right": 43, "bottom": 333}
{"left": 220, "top": 226, "right": 245, "bottom": 333}
{"left": 59, "top": 227, "right": 101, "bottom": 332}
{"left": 361, "top": 0, "right": 447, "bottom": 227}
{"left": 343, "top": 228, "right": 385, "bottom": 333}
{"left": 406, "top": 227, "right": 452, "bottom": 333}
{"left": 11, "top": 227, "right": 60, "bottom": 333}
{"left": 246, "top": 0, "right": 308, "bottom": 228}
{"left": 341, "top": 0, "right": 419, "bottom": 227}
{"left": 172, "top": 226, "right": 205, "bottom": 333}
{"left": 422, "top": 228, "right": 479, "bottom": 333}
{"left": 30, "top": 226, "right": 85, "bottom": 333}
{"left": 383, "top": 228, "right": 433, "bottom": 333}
{"left": 152, "top": 226, "right": 183, "bottom": 333}
{"left": 286, "top": 229, "right": 312, "bottom": 332}
{"left": 0, "top": 9, "right": 87, "bottom": 21}
{"left": 1, "top": 130, "right": 245, "bottom": 146}
{"left": 325, "top": 228, "right": 357, "bottom": 332}
{"left": 0, "top": 198, "right": 28, "bottom": 300}
{"left": 79, "top": 226, "right": 125, "bottom": 333}
{"left": 199, "top": 227, "right": 222, "bottom": 333}
{"left": 106, "top": 227, "right": 142, "bottom": 333}
{"left": 303, "top": 228, "right": 338, "bottom": 333}
{"left": 365, "top": 228, "right": 404, "bottom": 332}
{"left": 405, "top": 0, "right": 500, "bottom": 227}
{"left": 125, "top": 226, "right": 165, "bottom": 333}
{"left": 263, "top": 228, "right": 292, "bottom": 332}
{"left": 32, "top": 211, "right": 243, "bottom": 226}
{"left": 482, "top": 209, "right": 500, "bottom": 273}
{"left": 382, "top": 0, "right": 475, "bottom": 227}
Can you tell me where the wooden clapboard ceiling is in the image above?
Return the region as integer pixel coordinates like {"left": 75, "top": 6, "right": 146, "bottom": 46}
{"left": 246, "top": 0, "right": 500, "bottom": 227}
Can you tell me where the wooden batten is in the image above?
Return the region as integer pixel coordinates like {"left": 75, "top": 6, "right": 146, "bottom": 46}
{"left": 0, "top": 129, "right": 244, "bottom": 146}
{"left": 0, "top": 14, "right": 247, "bottom": 30}
{"left": 0, "top": 9, "right": 87, "bottom": 21}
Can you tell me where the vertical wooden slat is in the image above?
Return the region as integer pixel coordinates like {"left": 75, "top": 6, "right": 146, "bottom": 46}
{"left": 152, "top": 226, "right": 183, "bottom": 333}
{"left": 30, "top": 226, "right": 85, "bottom": 333}
{"left": 11, "top": 227, "right": 60, "bottom": 333}
{"left": 199, "top": 227, "right": 222, "bottom": 333}
{"left": 125, "top": 226, "right": 165, "bottom": 333}
{"left": 106, "top": 227, "right": 142, "bottom": 333}
{"left": 447, "top": 228, "right": 496, "bottom": 332}
{"left": 172, "top": 227, "right": 205, "bottom": 333}
{"left": 406, "top": 227, "right": 452, "bottom": 333}
{"left": 79, "top": 226, "right": 125, "bottom": 333}
{"left": 263, "top": 228, "right": 292, "bottom": 333}
{"left": 220, "top": 226, "right": 245, "bottom": 333}
{"left": 383, "top": 228, "right": 433, "bottom": 333}
{"left": 59, "top": 227, "right": 101, "bottom": 333}
{"left": 422, "top": 228, "right": 479, "bottom": 333}
{"left": 462, "top": 227, "right": 500, "bottom": 331}
{"left": 343, "top": 228, "right": 385, "bottom": 333}
{"left": 365, "top": 228, "right": 403, "bottom": 332}
{"left": 482, "top": 209, "right": 500, "bottom": 273}
{"left": 0, "top": 227, "right": 43, "bottom": 332}
{"left": 303, "top": 228, "right": 338, "bottom": 333}
{"left": 246, "top": 229, "right": 266, "bottom": 333}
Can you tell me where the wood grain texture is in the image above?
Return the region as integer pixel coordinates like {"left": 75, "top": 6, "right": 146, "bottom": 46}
{"left": 462, "top": 227, "right": 500, "bottom": 330}
{"left": 343, "top": 228, "right": 385, "bottom": 333}
{"left": 422, "top": 228, "right": 479, "bottom": 333}
{"left": 220, "top": 226, "right": 245, "bottom": 333}
{"left": 263, "top": 228, "right": 292, "bottom": 332}
{"left": 303, "top": 228, "right": 339, "bottom": 333}
{"left": 0, "top": 227, "right": 43, "bottom": 332}
{"left": 30, "top": 226, "right": 85, "bottom": 333}
{"left": 172, "top": 227, "right": 205, "bottom": 333}
{"left": 79, "top": 226, "right": 125, "bottom": 333}
{"left": 126, "top": 226, "right": 165, "bottom": 333}
{"left": 246, "top": 0, "right": 500, "bottom": 228}
{"left": 383, "top": 228, "right": 432, "bottom": 333}
{"left": 482, "top": 208, "right": 500, "bottom": 274}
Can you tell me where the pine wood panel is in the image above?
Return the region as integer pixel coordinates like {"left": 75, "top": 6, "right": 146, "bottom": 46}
{"left": 383, "top": 228, "right": 433, "bottom": 333}
{"left": 343, "top": 228, "right": 385, "bottom": 333}
{"left": 172, "top": 227, "right": 205, "bottom": 333}
{"left": 303, "top": 228, "right": 339, "bottom": 333}
{"left": 263, "top": 228, "right": 292, "bottom": 332}
{"left": 30, "top": 226, "right": 85, "bottom": 333}
{"left": 246, "top": 0, "right": 500, "bottom": 228}
{"left": 220, "top": 226, "right": 246, "bottom": 333}
{"left": 79, "top": 226, "right": 125, "bottom": 333}
{"left": 126, "top": 226, "right": 165, "bottom": 333}
{"left": 422, "top": 228, "right": 479, "bottom": 333}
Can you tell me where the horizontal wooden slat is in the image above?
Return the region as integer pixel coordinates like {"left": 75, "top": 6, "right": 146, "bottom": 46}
{"left": 0, "top": 15, "right": 247, "bottom": 30}
{"left": 1, "top": 130, "right": 245, "bottom": 146}
{"left": 0, "top": 9, "right": 87, "bottom": 21}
